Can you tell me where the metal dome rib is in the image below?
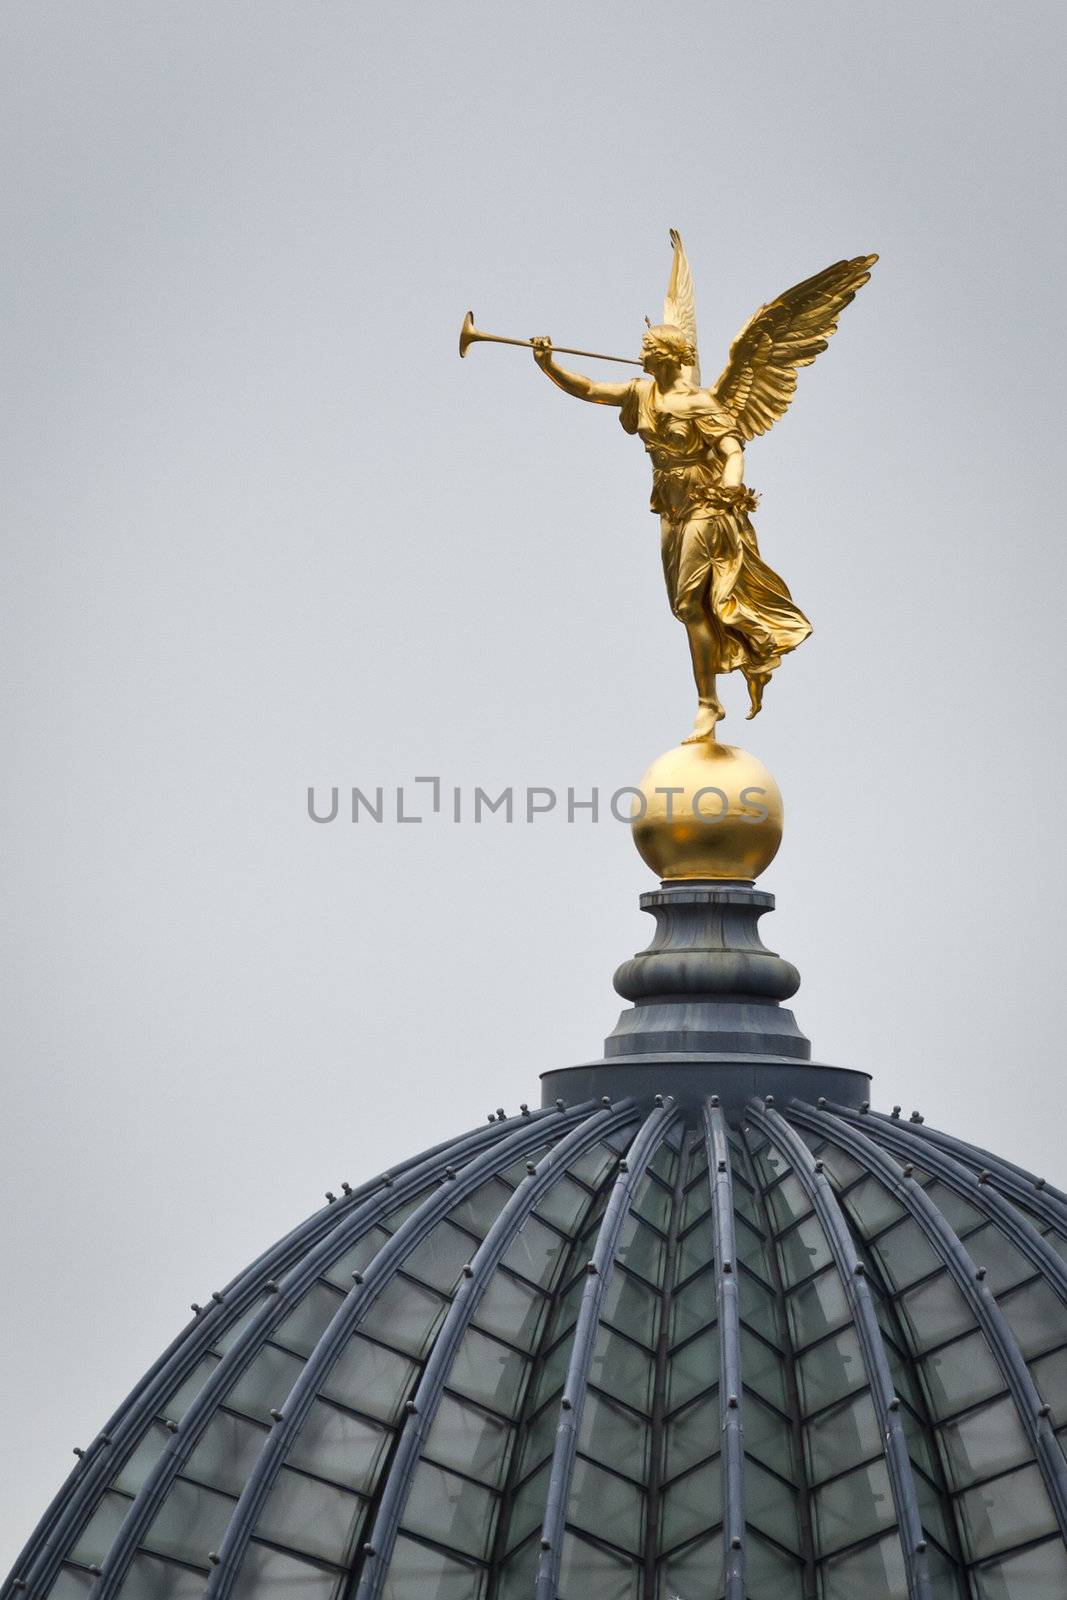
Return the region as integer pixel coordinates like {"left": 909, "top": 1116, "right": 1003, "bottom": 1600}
{"left": 534, "top": 1103, "right": 678, "bottom": 1600}
{"left": 703, "top": 1102, "right": 744, "bottom": 1598}
{"left": 202, "top": 1100, "right": 609, "bottom": 1600}
{"left": 355, "top": 1101, "right": 642, "bottom": 1600}
{"left": 870, "top": 1111, "right": 1067, "bottom": 1233}
{"left": 791, "top": 1103, "right": 1067, "bottom": 1546}
{"left": 10, "top": 1092, "right": 1067, "bottom": 1600}
{"left": 5, "top": 1102, "right": 572, "bottom": 1600}
{"left": 15, "top": 1105, "right": 562, "bottom": 1600}
{"left": 747, "top": 1103, "right": 933, "bottom": 1600}
{"left": 90, "top": 1102, "right": 596, "bottom": 1600}
{"left": 830, "top": 1105, "right": 1067, "bottom": 1307}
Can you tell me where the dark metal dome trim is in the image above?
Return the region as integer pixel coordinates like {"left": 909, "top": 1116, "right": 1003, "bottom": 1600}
{"left": 794, "top": 1104, "right": 1067, "bottom": 1544}
{"left": 10, "top": 1106, "right": 560, "bottom": 1600}
{"left": 534, "top": 1104, "right": 679, "bottom": 1600}
{"left": 355, "top": 1102, "right": 642, "bottom": 1600}
{"left": 202, "top": 1102, "right": 610, "bottom": 1600}
{"left": 748, "top": 1104, "right": 933, "bottom": 1600}
{"left": 704, "top": 1101, "right": 745, "bottom": 1598}
{"left": 7, "top": 1092, "right": 1067, "bottom": 1600}
{"left": 871, "top": 1111, "right": 1067, "bottom": 1231}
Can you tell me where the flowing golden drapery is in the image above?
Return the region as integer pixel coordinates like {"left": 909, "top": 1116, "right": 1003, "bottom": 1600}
{"left": 621, "top": 377, "right": 811, "bottom": 682}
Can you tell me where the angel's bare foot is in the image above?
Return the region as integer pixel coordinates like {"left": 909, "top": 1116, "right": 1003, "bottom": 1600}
{"left": 682, "top": 697, "right": 724, "bottom": 743}
{"left": 745, "top": 672, "right": 770, "bottom": 720}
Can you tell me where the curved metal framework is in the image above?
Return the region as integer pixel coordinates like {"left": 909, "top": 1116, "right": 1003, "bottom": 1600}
{"left": 4, "top": 1104, "right": 562, "bottom": 1600}
{"left": 534, "top": 1101, "right": 679, "bottom": 1600}
{"left": 354, "top": 1102, "right": 641, "bottom": 1600}
{"left": 703, "top": 1099, "right": 745, "bottom": 1597}
{"left": 746, "top": 1102, "right": 933, "bottom": 1600}
{"left": 871, "top": 1111, "right": 1067, "bottom": 1232}
{"left": 790, "top": 1101, "right": 1067, "bottom": 1539}
{"left": 8, "top": 1094, "right": 1067, "bottom": 1600}
{"left": 204, "top": 1100, "right": 609, "bottom": 1600}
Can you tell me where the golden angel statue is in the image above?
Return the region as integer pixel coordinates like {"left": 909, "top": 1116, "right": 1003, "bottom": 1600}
{"left": 529, "top": 233, "right": 876, "bottom": 741}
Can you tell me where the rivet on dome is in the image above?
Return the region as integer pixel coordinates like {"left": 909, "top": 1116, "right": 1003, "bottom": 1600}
{"left": 383, "top": 1174, "right": 394, "bottom": 1187}
{"left": 269, "top": 1409, "right": 283, "bottom": 1422}
{"left": 1036, "top": 1177, "right": 1047, "bottom": 1189}
{"left": 814, "top": 1160, "right": 824, "bottom": 1174}
{"left": 325, "top": 1192, "right": 337, "bottom": 1203}
{"left": 710, "top": 1095, "right": 720, "bottom": 1107}
{"left": 860, "top": 1101, "right": 870, "bottom": 1113}
{"left": 164, "top": 1418, "right": 179, "bottom": 1433}
{"left": 208, "top": 1554, "right": 220, "bottom": 1568}
{"left": 405, "top": 1399, "right": 417, "bottom": 1414}
{"left": 888, "top": 1396, "right": 901, "bottom": 1411}
{"left": 341, "top": 1182, "right": 353, "bottom": 1195}
{"left": 976, "top": 1267, "right": 987, "bottom": 1281}
{"left": 560, "top": 1396, "right": 573, "bottom": 1410}
{"left": 765, "top": 1094, "right": 775, "bottom": 1107}
{"left": 717, "top": 1158, "right": 727, "bottom": 1172}
{"left": 444, "top": 1166, "right": 456, "bottom": 1180}
{"left": 526, "top": 1161, "right": 537, "bottom": 1175}
{"left": 496, "top": 1108, "right": 505, "bottom": 1120}
{"left": 487, "top": 1113, "right": 496, "bottom": 1123}
{"left": 854, "top": 1262, "right": 865, "bottom": 1276}
{"left": 211, "top": 1291, "right": 224, "bottom": 1304}
{"left": 903, "top": 1164, "right": 914, "bottom": 1177}
{"left": 586, "top": 1261, "right": 599, "bottom": 1275}
{"left": 520, "top": 1103, "right": 530, "bottom": 1116}
{"left": 723, "top": 1260, "right": 733, "bottom": 1274}
{"left": 730, "top": 1536, "right": 742, "bottom": 1551}
{"left": 817, "top": 1096, "right": 827, "bottom": 1107}
{"left": 892, "top": 1105, "right": 901, "bottom": 1118}
{"left": 265, "top": 1280, "right": 280, "bottom": 1293}
{"left": 363, "top": 1544, "right": 376, "bottom": 1558}
{"left": 916, "top": 1540, "right": 927, "bottom": 1553}
{"left": 654, "top": 1093, "right": 664, "bottom": 1107}
{"left": 601, "top": 1095, "right": 612, "bottom": 1106}
{"left": 73, "top": 1447, "right": 84, "bottom": 1458}
{"left": 462, "top": 1264, "right": 474, "bottom": 1278}
{"left": 978, "top": 1171, "right": 990, "bottom": 1184}
{"left": 352, "top": 1271, "right": 364, "bottom": 1284}
{"left": 619, "top": 1159, "right": 629, "bottom": 1173}
{"left": 727, "top": 1394, "right": 738, "bottom": 1409}
{"left": 540, "top": 1538, "right": 551, "bottom": 1551}
{"left": 99, "top": 1435, "right": 111, "bottom": 1446}
{"left": 190, "top": 1303, "right": 202, "bottom": 1315}
{"left": 555, "top": 1098, "right": 566, "bottom": 1111}
{"left": 1040, "top": 1403, "right": 1053, "bottom": 1417}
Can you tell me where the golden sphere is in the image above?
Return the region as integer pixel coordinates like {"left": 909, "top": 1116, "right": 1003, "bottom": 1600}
{"left": 631, "top": 741, "right": 783, "bottom": 881}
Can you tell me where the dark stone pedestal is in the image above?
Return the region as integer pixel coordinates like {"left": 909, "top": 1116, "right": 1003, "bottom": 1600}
{"left": 541, "top": 880, "right": 870, "bottom": 1124}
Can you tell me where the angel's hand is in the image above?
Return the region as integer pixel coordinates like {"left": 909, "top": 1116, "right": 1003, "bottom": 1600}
{"left": 530, "top": 336, "right": 554, "bottom": 367}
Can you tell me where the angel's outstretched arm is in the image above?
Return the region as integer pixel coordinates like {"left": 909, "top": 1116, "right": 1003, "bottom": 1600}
{"left": 530, "top": 338, "right": 630, "bottom": 406}
{"left": 719, "top": 433, "right": 745, "bottom": 488}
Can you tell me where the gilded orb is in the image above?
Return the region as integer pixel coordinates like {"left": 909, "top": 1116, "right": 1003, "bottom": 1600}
{"left": 631, "top": 741, "right": 783, "bottom": 881}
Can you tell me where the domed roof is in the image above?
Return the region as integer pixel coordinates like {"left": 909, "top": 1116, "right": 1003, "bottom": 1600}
{"left": 7, "top": 1092, "right": 1067, "bottom": 1600}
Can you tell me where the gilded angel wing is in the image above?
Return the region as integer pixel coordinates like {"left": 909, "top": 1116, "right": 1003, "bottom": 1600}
{"left": 663, "top": 227, "right": 700, "bottom": 385}
{"left": 711, "top": 255, "right": 877, "bottom": 441}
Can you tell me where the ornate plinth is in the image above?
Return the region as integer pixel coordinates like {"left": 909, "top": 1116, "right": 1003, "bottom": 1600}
{"left": 541, "top": 878, "right": 869, "bottom": 1120}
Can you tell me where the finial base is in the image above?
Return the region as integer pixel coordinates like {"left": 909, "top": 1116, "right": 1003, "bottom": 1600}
{"left": 539, "top": 877, "right": 871, "bottom": 1124}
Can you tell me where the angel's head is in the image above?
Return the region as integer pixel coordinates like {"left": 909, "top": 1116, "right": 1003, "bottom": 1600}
{"left": 641, "top": 322, "right": 696, "bottom": 379}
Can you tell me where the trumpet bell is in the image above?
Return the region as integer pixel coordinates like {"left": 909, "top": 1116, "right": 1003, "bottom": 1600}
{"left": 459, "top": 310, "right": 478, "bottom": 359}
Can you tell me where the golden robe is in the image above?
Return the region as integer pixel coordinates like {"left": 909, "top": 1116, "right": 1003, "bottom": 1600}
{"left": 620, "top": 379, "right": 811, "bottom": 681}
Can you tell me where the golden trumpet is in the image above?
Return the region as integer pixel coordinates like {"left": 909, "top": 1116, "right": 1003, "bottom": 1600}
{"left": 459, "top": 310, "right": 641, "bottom": 367}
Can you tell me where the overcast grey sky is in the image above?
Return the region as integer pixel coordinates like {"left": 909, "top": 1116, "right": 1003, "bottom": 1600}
{"left": 2, "top": 0, "right": 1065, "bottom": 1565}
